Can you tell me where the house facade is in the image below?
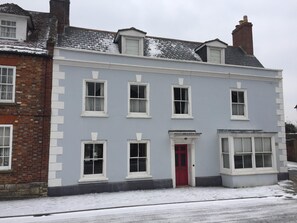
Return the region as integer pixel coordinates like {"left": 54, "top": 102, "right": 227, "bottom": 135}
{"left": 47, "top": 1, "right": 287, "bottom": 196}
{"left": 0, "top": 3, "right": 56, "bottom": 198}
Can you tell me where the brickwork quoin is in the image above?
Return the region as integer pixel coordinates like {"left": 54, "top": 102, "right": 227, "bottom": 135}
{"left": 0, "top": 53, "right": 52, "bottom": 199}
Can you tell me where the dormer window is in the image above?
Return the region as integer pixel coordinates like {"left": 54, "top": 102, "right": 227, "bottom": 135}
{"left": 126, "top": 38, "right": 141, "bottom": 56}
{"left": 207, "top": 47, "right": 223, "bottom": 63}
{"left": 114, "top": 27, "right": 146, "bottom": 56}
{"left": 0, "top": 4, "right": 34, "bottom": 42}
{"left": 195, "top": 39, "right": 227, "bottom": 64}
{"left": 0, "top": 20, "right": 16, "bottom": 38}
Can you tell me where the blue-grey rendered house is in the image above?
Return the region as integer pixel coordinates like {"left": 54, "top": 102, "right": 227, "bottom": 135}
{"left": 48, "top": 0, "right": 288, "bottom": 196}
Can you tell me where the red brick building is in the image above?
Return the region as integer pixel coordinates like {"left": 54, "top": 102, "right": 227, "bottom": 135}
{"left": 0, "top": 3, "right": 57, "bottom": 198}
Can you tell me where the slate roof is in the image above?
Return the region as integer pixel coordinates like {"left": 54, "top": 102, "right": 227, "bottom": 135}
{"left": 58, "top": 26, "right": 263, "bottom": 68}
{"left": 0, "top": 3, "right": 30, "bottom": 17}
{"left": 0, "top": 4, "right": 57, "bottom": 55}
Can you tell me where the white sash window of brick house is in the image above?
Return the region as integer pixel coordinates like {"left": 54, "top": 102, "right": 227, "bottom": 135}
{"left": 0, "top": 66, "right": 15, "bottom": 103}
{"left": 0, "top": 20, "right": 16, "bottom": 39}
{"left": 0, "top": 125, "right": 12, "bottom": 170}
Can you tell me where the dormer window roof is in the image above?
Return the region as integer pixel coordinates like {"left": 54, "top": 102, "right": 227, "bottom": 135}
{"left": 195, "top": 38, "right": 228, "bottom": 64}
{"left": 0, "top": 3, "right": 33, "bottom": 41}
{"left": 114, "top": 27, "right": 146, "bottom": 56}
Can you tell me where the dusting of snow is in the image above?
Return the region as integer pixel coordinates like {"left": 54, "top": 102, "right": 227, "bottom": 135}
{"left": 191, "top": 49, "right": 202, "bottom": 61}
{"left": 0, "top": 182, "right": 294, "bottom": 218}
{"left": 0, "top": 45, "right": 47, "bottom": 55}
{"left": 147, "top": 38, "right": 162, "bottom": 57}
{"left": 101, "top": 38, "right": 119, "bottom": 54}
{"left": 288, "top": 161, "right": 297, "bottom": 170}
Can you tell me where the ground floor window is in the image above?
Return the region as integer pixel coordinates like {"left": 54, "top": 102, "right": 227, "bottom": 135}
{"left": 0, "top": 125, "right": 12, "bottom": 170}
{"left": 219, "top": 131, "right": 275, "bottom": 174}
{"left": 127, "top": 140, "right": 151, "bottom": 178}
{"left": 80, "top": 141, "right": 107, "bottom": 181}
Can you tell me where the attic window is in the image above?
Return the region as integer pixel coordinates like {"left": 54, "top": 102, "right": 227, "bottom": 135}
{"left": 195, "top": 39, "right": 227, "bottom": 64}
{"left": 126, "top": 38, "right": 140, "bottom": 56}
{"left": 209, "top": 48, "right": 222, "bottom": 64}
{"left": 0, "top": 20, "right": 16, "bottom": 39}
{"left": 114, "top": 28, "right": 146, "bottom": 57}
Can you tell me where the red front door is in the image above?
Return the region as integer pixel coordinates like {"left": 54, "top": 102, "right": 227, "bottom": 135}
{"left": 175, "top": 144, "right": 188, "bottom": 186}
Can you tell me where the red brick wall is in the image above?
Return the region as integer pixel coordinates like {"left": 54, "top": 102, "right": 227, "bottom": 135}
{"left": 0, "top": 53, "right": 52, "bottom": 198}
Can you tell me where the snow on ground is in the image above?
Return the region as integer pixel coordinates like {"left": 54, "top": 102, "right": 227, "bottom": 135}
{"left": 288, "top": 161, "right": 297, "bottom": 170}
{"left": 0, "top": 181, "right": 295, "bottom": 218}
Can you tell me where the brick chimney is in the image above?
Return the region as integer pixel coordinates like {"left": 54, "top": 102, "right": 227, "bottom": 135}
{"left": 232, "top": 15, "right": 253, "bottom": 55}
{"left": 50, "top": 0, "right": 70, "bottom": 34}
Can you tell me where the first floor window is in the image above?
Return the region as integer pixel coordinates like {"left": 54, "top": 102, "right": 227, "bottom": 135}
{"left": 231, "top": 90, "right": 247, "bottom": 118}
{"left": 0, "top": 66, "right": 15, "bottom": 102}
{"left": 173, "top": 86, "right": 191, "bottom": 117}
{"left": 0, "top": 20, "right": 16, "bottom": 39}
{"left": 81, "top": 141, "right": 107, "bottom": 181}
{"left": 128, "top": 140, "right": 150, "bottom": 178}
{"left": 82, "top": 80, "right": 107, "bottom": 116}
{"left": 0, "top": 125, "right": 12, "bottom": 170}
{"left": 129, "top": 83, "right": 149, "bottom": 115}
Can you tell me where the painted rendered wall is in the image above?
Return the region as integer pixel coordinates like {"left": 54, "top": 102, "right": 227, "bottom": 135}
{"left": 50, "top": 48, "right": 283, "bottom": 187}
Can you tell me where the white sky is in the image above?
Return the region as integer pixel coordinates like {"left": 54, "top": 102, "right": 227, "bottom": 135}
{"left": 4, "top": 0, "right": 297, "bottom": 124}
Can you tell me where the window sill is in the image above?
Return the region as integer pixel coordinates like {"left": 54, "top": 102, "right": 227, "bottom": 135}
{"left": 126, "top": 174, "right": 152, "bottom": 180}
{"left": 127, "top": 114, "right": 151, "bottom": 119}
{"left": 230, "top": 116, "right": 249, "bottom": 121}
{"left": 171, "top": 115, "right": 193, "bottom": 120}
{"left": 0, "top": 169, "right": 13, "bottom": 173}
{"left": 78, "top": 176, "right": 108, "bottom": 183}
{"left": 81, "top": 112, "right": 109, "bottom": 118}
{"left": 0, "top": 102, "right": 16, "bottom": 105}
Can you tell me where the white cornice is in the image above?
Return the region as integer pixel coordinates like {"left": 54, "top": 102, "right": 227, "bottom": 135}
{"left": 54, "top": 56, "right": 281, "bottom": 82}
{"left": 55, "top": 46, "right": 282, "bottom": 73}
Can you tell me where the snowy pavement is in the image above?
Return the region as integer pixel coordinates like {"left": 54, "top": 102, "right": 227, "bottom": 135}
{"left": 0, "top": 180, "right": 296, "bottom": 219}
{"left": 1, "top": 161, "right": 297, "bottom": 221}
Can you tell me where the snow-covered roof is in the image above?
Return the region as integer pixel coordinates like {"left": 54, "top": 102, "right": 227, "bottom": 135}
{"left": 0, "top": 4, "right": 57, "bottom": 56}
{"left": 58, "top": 26, "right": 263, "bottom": 67}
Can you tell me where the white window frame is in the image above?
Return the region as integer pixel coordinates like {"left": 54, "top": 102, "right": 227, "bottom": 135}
{"left": 0, "top": 19, "right": 16, "bottom": 39}
{"left": 171, "top": 85, "right": 192, "bottom": 119}
{"left": 127, "top": 82, "right": 150, "bottom": 118}
{"left": 0, "top": 66, "right": 16, "bottom": 103}
{"left": 122, "top": 36, "right": 144, "bottom": 56}
{"left": 208, "top": 47, "right": 224, "bottom": 64}
{"left": 126, "top": 140, "right": 151, "bottom": 179}
{"left": 0, "top": 125, "right": 13, "bottom": 171}
{"left": 81, "top": 79, "right": 108, "bottom": 117}
{"left": 79, "top": 140, "right": 108, "bottom": 182}
{"left": 219, "top": 133, "right": 277, "bottom": 176}
{"left": 230, "top": 89, "right": 248, "bottom": 120}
